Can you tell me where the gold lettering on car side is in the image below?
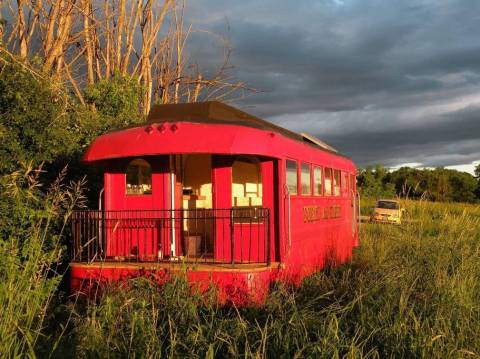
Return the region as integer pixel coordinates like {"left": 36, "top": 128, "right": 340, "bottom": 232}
{"left": 303, "top": 205, "right": 321, "bottom": 222}
{"left": 303, "top": 205, "right": 342, "bottom": 222}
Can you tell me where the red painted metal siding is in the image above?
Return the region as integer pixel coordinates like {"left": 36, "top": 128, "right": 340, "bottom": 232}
{"left": 70, "top": 263, "right": 277, "bottom": 305}
{"left": 103, "top": 157, "right": 171, "bottom": 259}
{"left": 104, "top": 157, "right": 170, "bottom": 211}
{"left": 82, "top": 122, "right": 355, "bottom": 174}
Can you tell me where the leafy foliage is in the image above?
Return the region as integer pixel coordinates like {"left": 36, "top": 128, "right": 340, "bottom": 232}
{"left": 83, "top": 74, "right": 144, "bottom": 129}
{"left": 357, "top": 165, "right": 396, "bottom": 198}
{"left": 0, "top": 59, "right": 77, "bottom": 174}
{"left": 358, "top": 165, "right": 480, "bottom": 202}
{"left": 475, "top": 164, "right": 480, "bottom": 198}
{"left": 0, "top": 58, "right": 145, "bottom": 356}
{"left": 0, "top": 55, "right": 146, "bottom": 203}
{"left": 0, "top": 164, "right": 85, "bottom": 356}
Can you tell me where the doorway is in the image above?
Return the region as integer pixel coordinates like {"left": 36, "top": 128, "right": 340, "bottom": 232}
{"left": 178, "top": 154, "right": 214, "bottom": 258}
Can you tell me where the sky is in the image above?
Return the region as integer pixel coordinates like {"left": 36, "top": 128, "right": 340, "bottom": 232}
{"left": 184, "top": 0, "right": 480, "bottom": 174}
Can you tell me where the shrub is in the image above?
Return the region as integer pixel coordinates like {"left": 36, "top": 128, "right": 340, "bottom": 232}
{"left": 0, "top": 59, "right": 77, "bottom": 175}
{"left": 83, "top": 74, "right": 144, "bottom": 129}
{"left": 0, "top": 163, "right": 85, "bottom": 356}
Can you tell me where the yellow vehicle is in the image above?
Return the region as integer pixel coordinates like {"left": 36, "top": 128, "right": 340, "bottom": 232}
{"left": 370, "top": 199, "right": 403, "bottom": 224}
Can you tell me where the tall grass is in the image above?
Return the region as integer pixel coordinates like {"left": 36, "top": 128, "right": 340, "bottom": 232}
{"left": 0, "top": 164, "right": 85, "bottom": 357}
{"left": 51, "top": 199, "right": 480, "bottom": 358}
{"left": 1, "top": 182, "right": 479, "bottom": 357}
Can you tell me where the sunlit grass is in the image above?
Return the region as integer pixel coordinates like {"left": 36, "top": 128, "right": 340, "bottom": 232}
{"left": 2, "top": 182, "right": 479, "bottom": 357}
{"left": 51, "top": 198, "right": 480, "bottom": 358}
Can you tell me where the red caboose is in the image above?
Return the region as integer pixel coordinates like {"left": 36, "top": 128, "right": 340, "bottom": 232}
{"left": 70, "top": 102, "right": 359, "bottom": 304}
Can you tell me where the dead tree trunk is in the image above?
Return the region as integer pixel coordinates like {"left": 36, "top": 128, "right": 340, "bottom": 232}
{"left": 81, "top": 0, "right": 94, "bottom": 84}
{"left": 16, "top": 0, "right": 27, "bottom": 58}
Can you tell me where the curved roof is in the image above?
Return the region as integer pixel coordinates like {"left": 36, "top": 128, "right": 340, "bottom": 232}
{"left": 147, "top": 102, "right": 338, "bottom": 153}
{"left": 82, "top": 102, "right": 355, "bottom": 171}
{"left": 147, "top": 101, "right": 297, "bottom": 137}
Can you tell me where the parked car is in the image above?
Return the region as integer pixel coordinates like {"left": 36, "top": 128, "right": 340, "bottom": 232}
{"left": 370, "top": 199, "right": 403, "bottom": 224}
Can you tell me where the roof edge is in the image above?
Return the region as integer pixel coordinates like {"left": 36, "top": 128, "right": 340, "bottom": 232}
{"left": 146, "top": 101, "right": 345, "bottom": 156}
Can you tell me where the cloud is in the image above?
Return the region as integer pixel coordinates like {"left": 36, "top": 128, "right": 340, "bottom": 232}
{"left": 185, "top": 0, "right": 480, "bottom": 170}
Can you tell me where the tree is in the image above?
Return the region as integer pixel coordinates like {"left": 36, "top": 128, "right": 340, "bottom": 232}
{"left": 0, "top": 52, "right": 148, "bottom": 202}
{"left": 431, "top": 169, "right": 451, "bottom": 202}
{"left": 1, "top": 0, "right": 251, "bottom": 113}
{"left": 0, "top": 54, "right": 77, "bottom": 174}
{"left": 84, "top": 75, "right": 143, "bottom": 125}
{"left": 357, "top": 165, "right": 395, "bottom": 198}
{"left": 359, "top": 165, "right": 479, "bottom": 203}
{"left": 447, "top": 170, "right": 477, "bottom": 203}
{"left": 474, "top": 163, "right": 480, "bottom": 199}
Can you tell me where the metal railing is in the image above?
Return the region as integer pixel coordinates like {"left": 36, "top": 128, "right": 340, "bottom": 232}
{"left": 71, "top": 208, "right": 270, "bottom": 265}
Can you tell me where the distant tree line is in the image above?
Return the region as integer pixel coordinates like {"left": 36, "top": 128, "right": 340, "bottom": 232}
{"left": 358, "top": 164, "right": 480, "bottom": 203}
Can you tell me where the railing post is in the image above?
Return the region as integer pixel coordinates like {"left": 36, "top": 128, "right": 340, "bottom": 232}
{"left": 71, "top": 213, "right": 76, "bottom": 261}
{"left": 101, "top": 210, "right": 105, "bottom": 260}
{"left": 70, "top": 208, "right": 274, "bottom": 266}
{"left": 230, "top": 208, "right": 234, "bottom": 266}
{"left": 266, "top": 208, "right": 271, "bottom": 266}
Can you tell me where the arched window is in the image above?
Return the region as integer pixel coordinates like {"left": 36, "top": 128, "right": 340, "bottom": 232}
{"left": 126, "top": 159, "right": 152, "bottom": 195}
{"left": 232, "top": 157, "right": 262, "bottom": 207}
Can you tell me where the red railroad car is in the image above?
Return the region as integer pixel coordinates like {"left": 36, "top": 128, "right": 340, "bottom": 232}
{"left": 70, "top": 101, "right": 360, "bottom": 304}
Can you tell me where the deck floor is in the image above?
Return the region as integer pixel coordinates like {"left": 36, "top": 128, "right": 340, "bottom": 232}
{"left": 71, "top": 261, "right": 281, "bottom": 273}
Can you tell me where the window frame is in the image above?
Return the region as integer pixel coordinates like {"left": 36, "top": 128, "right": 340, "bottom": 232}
{"left": 324, "top": 168, "right": 333, "bottom": 196}
{"left": 285, "top": 159, "right": 298, "bottom": 195}
{"left": 125, "top": 158, "right": 153, "bottom": 196}
{"left": 313, "top": 166, "right": 323, "bottom": 196}
{"left": 333, "top": 169, "right": 342, "bottom": 196}
{"left": 232, "top": 157, "right": 262, "bottom": 208}
{"left": 344, "top": 172, "right": 350, "bottom": 194}
{"left": 300, "top": 162, "right": 312, "bottom": 196}
{"left": 350, "top": 173, "right": 356, "bottom": 192}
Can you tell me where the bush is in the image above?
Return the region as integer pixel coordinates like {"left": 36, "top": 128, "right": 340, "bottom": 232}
{"left": 0, "top": 164, "right": 85, "bottom": 356}
{"left": 0, "top": 59, "right": 77, "bottom": 175}
{"left": 83, "top": 74, "right": 144, "bottom": 129}
{"left": 0, "top": 55, "right": 147, "bottom": 205}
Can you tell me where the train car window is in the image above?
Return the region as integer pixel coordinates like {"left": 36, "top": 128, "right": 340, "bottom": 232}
{"left": 232, "top": 159, "right": 262, "bottom": 207}
{"left": 324, "top": 168, "right": 333, "bottom": 196}
{"left": 301, "top": 163, "right": 311, "bottom": 195}
{"left": 343, "top": 172, "right": 349, "bottom": 194}
{"left": 286, "top": 160, "right": 298, "bottom": 195}
{"left": 313, "top": 166, "right": 323, "bottom": 195}
{"left": 126, "top": 159, "right": 152, "bottom": 195}
{"left": 334, "top": 169, "right": 341, "bottom": 196}
{"left": 350, "top": 174, "right": 356, "bottom": 192}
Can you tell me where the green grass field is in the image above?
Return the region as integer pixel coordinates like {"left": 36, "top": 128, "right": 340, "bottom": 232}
{"left": 2, "top": 198, "right": 480, "bottom": 358}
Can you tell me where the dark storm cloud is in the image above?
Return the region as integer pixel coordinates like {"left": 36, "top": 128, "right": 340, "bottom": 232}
{"left": 322, "top": 104, "right": 480, "bottom": 167}
{"left": 186, "top": 0, "right": 480, "bottom": 171}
